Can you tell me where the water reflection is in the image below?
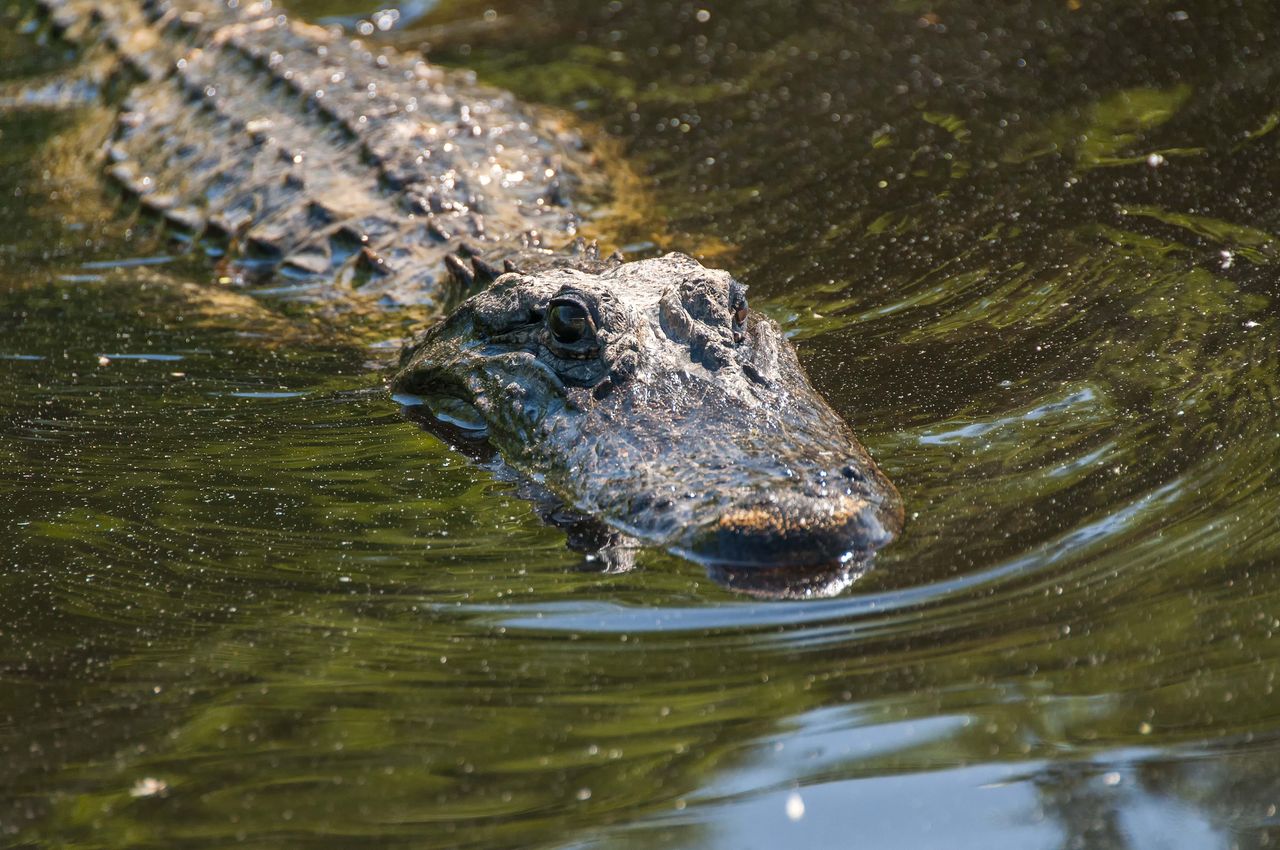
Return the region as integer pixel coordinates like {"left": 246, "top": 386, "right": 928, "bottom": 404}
{"left": 4, "top": 0, "right": 1280, "bottom": 846}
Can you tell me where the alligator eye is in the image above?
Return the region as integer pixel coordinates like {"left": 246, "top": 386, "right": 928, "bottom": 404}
{"left": 548, "top": 302, "right": 591, "bottom": 344}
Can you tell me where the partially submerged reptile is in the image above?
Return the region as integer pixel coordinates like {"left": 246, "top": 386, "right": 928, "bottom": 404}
{"left": 28, "top": 0, "right": 903, "bottom": 593}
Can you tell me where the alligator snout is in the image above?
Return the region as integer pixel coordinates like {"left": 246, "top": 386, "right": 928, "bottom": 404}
{"left": 687, "top": 492, "right": 897, "bottom": 568}
{"left": 394, "top": 252, "right": 902, "bottom": 586}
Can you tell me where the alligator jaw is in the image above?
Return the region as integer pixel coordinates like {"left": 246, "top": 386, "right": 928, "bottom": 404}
{"left": 394, "top": 252, "right": 903, "bottom": 579}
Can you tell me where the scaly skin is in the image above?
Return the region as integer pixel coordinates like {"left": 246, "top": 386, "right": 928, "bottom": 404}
{"left": 394, "top": 253, "right": 903, "bottom": 584}
{"left": 34, "top": 0, "right": 903, "bottom": 590}
{"left": 38, "top": 0, "right": 585, "bottom": 305}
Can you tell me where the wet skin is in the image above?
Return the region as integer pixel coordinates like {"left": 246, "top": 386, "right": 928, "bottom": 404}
{"left": 34, "top": 0, "right": 903, "bottom": 585}
{"left": 393, "top": 252, "right": 903, "bottom": 575}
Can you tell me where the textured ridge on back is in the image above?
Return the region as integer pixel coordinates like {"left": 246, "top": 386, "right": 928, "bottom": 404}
{"left": 38, "top": 0, "right": 589, "bottom": 305}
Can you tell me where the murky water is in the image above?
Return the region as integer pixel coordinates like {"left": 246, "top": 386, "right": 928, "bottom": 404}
{"left": 4, "top": 0, "right": 1280, "bottom": 846}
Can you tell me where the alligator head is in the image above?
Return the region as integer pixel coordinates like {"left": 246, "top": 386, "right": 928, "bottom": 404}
{"left": 393, "top": 252, "right": 903, "bottom": 580}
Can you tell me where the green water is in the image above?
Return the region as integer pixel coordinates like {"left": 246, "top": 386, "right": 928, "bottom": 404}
{"left": 4, "top": 0, "right": 1280, "bottom": 846}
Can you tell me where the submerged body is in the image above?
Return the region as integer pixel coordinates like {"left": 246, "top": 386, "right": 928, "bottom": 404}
{"left": 35, "top": 0, "right": 902, "bottom": 588}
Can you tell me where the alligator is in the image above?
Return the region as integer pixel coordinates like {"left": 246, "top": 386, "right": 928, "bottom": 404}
{"left": 28, "top": 0, "right": 903, "bottom": 594}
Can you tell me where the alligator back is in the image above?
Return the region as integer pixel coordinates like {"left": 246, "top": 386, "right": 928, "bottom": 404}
{"left": 40, "top": 0, "right": 589, "bottom": 305}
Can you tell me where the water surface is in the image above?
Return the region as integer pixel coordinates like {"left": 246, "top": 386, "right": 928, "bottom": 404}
{"left": 3, "top": 0, "right": 1280, "bottom": 846}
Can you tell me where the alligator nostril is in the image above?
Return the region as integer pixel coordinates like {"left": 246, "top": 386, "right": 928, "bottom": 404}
{"left": 683, "top": 493, "right": 892, "bottom": 568}
{"left": 842, "top": 465, "right": 865, "bottom": 483}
